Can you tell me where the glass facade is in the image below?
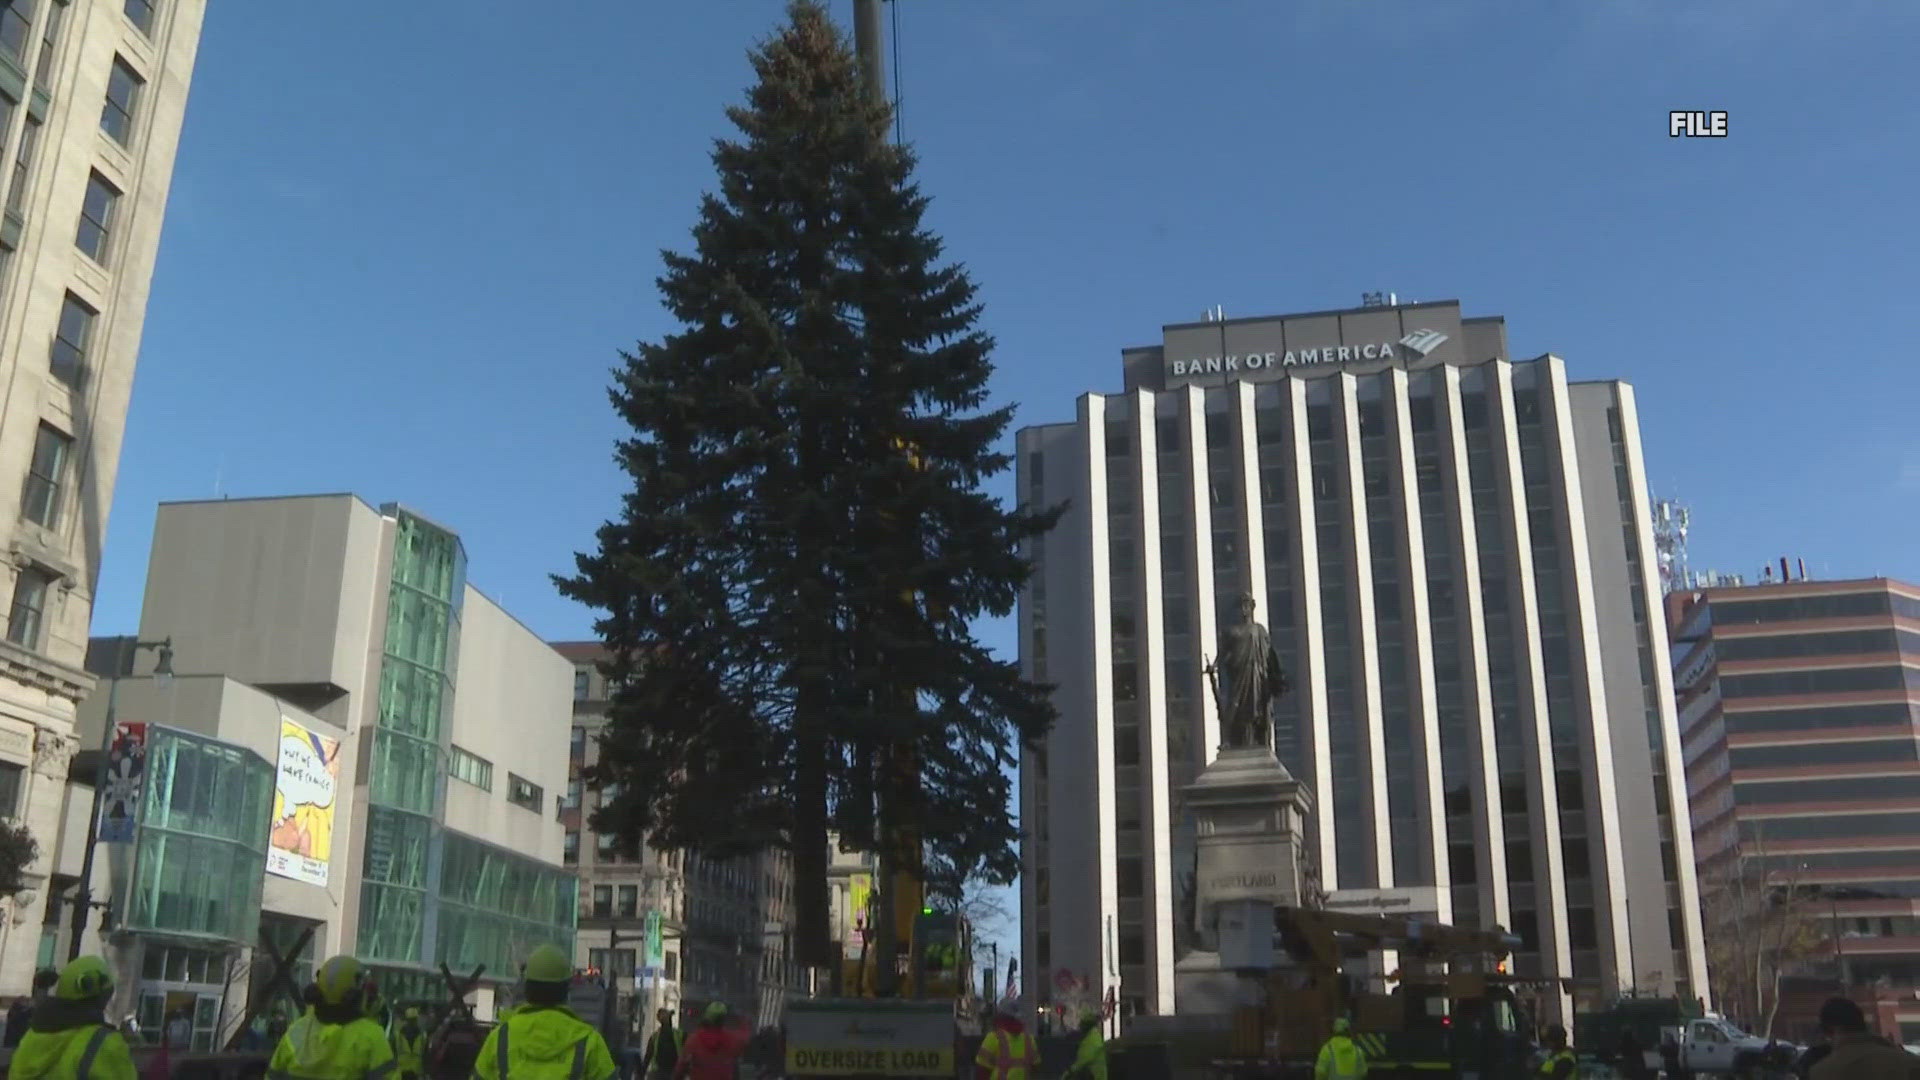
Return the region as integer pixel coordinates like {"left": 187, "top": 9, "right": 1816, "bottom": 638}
{"left": 124, "top": 728, "right": 274, "bottom": 944}
{"left": 359, "top": 510, "right": 577, "bottom": 981}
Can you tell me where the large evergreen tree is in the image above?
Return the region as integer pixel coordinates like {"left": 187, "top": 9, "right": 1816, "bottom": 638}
{"left": 556, "top": 0, "right": 1059, "bottom": 972}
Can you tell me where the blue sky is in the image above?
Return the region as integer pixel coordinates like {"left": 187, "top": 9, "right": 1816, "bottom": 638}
{"left": 96, "top": 1, "right": 1918, "bottom": 965}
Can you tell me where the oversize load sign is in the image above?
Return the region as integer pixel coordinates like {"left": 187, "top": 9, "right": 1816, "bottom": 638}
{"left": 786, "top": 1048, "right": 953, "bottom": 1076}
{"left": 785, "top": 1003, "right": 955, "bottom": 1077}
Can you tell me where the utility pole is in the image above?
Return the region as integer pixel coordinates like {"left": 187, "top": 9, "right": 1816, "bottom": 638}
{"left": 852, "top": 1, "right": 886, "bottom": 107}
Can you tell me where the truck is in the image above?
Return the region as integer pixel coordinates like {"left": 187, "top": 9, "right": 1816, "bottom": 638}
{"left": 1571, "top": 995, "right": 1702, "bottom": 1067}
{"left": 786, "top": 910, "right": 981, "bottom": 1078}
{"left": 1208, "top": 906, "right": 1546, "bottom": 1079}
{"left": 1656, "top": 1016, "right": 1799, "bottom": 1077}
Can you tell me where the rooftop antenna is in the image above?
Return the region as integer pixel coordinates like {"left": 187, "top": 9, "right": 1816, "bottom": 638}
{"left": 1651, "top": 496, "right": 1690, "bottom": 594}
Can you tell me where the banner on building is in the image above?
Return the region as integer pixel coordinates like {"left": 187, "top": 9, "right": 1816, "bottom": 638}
{"left": 644, "top": 909, "right": 664, "bottom": 966}
{"left": 267, "top": 717, "right": 340, "bottom": 886}
{"left": 97, "top": 722, "right": 148, "bottom": 844}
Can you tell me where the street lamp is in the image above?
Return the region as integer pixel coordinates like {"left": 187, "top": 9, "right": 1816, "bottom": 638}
{"left": 69, "top": 637, "right": 172, "bottom": 961}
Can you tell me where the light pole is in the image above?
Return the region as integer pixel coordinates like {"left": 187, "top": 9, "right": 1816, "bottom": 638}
{"left": 70, "top": 636, "right": 172, "bottom": 961}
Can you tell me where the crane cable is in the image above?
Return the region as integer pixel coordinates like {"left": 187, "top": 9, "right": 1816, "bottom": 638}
{"left": 890, "top": 0, "right": 903, "bottom": 145}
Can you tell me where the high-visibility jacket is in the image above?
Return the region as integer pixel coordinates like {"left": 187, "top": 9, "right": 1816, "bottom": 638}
{"left": 390, "top": 1028, "right": 426, "bottom": 1075}
{"left": 974, "top": 1029, "right": 1039, "bottom": 1080}
{"left": 9, "top": 1023, "right": 136, "bottom": 1080}
{"left": 1536, "top": 1048, "right": 1577, "bottom": 1077}
{"left": 268, "top": 1014, "right": 396, "bottom": 1080}
{"left": 1068, "top": 1026, "right": 1108, "bottom": 1080}
{"left": 474, "top": 1006, "right": 616, "bottom": 1080}
{"left": 1314, "top": 1035, "right": 1368, "bottom": 1080}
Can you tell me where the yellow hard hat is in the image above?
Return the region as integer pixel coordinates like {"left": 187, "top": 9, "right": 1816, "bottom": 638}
{"left": 524, "top": 944, "right": 572, "bottom": 984}
{"left": 406, "top": 1007, "right": 421, "bottom": 1021}
{"left": 1333, "top": 1017, "right": 1351, "bottom": 1035}
{"left": 55, "top": 956, "right": 113, "bottom": 1002}
{"left": 704, "top": 1001, "right": 728, "bottom": 1022}
{"left": 315, "top": 955, "right": 367, "bottom": 1006}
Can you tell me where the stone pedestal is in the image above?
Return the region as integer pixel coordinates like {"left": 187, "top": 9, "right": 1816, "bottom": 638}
{"left": 1174, "top": 747, "right": 1315, "bottom": 1016}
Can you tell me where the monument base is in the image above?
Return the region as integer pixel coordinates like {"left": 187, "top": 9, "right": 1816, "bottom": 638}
{"left": 1173, "top": 951, "right": 1263, "bottom": 1016}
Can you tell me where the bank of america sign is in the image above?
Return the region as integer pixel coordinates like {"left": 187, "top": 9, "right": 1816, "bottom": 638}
{"left": 1168, "top": 330, "right": 1451, "bottom": 378}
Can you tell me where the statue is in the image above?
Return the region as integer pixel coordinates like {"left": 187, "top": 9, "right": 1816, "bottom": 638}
{"left": 1204, "top": 592, "right": 1289, "bottom": 750}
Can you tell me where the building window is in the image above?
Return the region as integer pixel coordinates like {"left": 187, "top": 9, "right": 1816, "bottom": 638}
{"left": 6, "top": 567, "right": 53, "bottom": 649}
{"left": 124, "top": 0, "right": 154, "bottom": 34}
{"left": 574, "top": 667, "right": 590, "bottom": 700}
{"left": 563, "top": 779, "right": 581, "bottom": 809}
{"left": 506, "top": 773, "right": 542, "bottom": 813}
{"left": 0, "top": 760, "right": 20, "bottom": 817}
{"left": 19, "top": 422, "right": 69, "bottom": 528}
{"left": 50, "top": 293, "right": 93, "bottom": 388}
{"left": 75, "top": 172, "right": 118, "bottom": 263}
{"left": 597, "top": 832, "right": 617, "bottom": 858}
{"left": 0, "top": 0, "right": 33, "bottom": 64}
{"left": 29, "top": 0, "right": 59, "bottom": 93}
{"left": 563, "top": 831, "right": 578, "bottom": 864}
{"left": 617, "top": 885, "right": 638, "bottom": 918}
{"left": 8, "top": 115, "right": 39, "bottom": 217}
{"left": 101, "top": 57, "right": 143, "bottom": 146}
{"left": 571, "top": 726, "right": 586, "bottom": 757}
{"left": 592, "top": 885, "right": 612, "bottom": 919}
{"left": 448, "top": 745, "right": 492, "bottom": 791}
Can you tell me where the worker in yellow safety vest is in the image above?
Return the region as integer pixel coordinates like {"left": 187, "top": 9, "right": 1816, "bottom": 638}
{"left": 474, "top": 945, "right": 616, "bottom": 1080}
{"left": 973, "top": 1002, "right": 1039, "bottom": 1080}
{"left": 8, "top": 956, "right": 136, "bottom": 1080}
{"left": 1063, "top": 1010, "right": 1108, "bottom": 1080}
{"left": 1315, "top": 1017, "right": 1368, "bottom": 1080}
{"left": 390, "top": 1008, "right": 427, "bottom": 1080}
{"left": 268, "top": 956, "right": 396, "bottom": 1080}
{"left": 1536, "top": 1024, "right": 1577, "bottom": 1079}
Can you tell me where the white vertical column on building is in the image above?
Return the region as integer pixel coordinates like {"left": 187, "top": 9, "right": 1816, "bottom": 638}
{"left": 1436, "top": 368, "right": 1511, "bottom": 930}
{"left": 1182, "top": 386, "right": 1222, "bottom": 763}
{"left": 1282, "top": 378, "right": 1336, "bottom": 883}
{"left": 1613, "top": 385, "right": 1712, "bottom": 998}
{"left": 1486, "top": 364, "right": 1574, "bottom": 999}
{"left": 1131, "top": 389, "right": 1177, "bottom": 1016}
{"left": 1080, "top": 394, "right": 1122, "bottom": 1012}
{"left": 1385, "top": 369, "right": 1452, "bottom": 920}
{"left": 1333, "top": 373, "right": 1393, "bottom": 888}
{"left": 1537, "top": 359, "right": 1635, "bottom": 990}
{"left": 1232, "top": 385, "right": 1268, "bottom": 659}
{"left": 1015, "top": 428, "right": 1045, "bottom": 1007}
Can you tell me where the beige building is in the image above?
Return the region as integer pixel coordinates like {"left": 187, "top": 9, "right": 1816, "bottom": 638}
{"left": 39, "top": 495, "right": 578, "bottom": 1047}
{"left": 554, "top": 642, "right": 805, "bottom": 1033}
{"left": 0, "top": 0, "right": 207, "bottom": 996}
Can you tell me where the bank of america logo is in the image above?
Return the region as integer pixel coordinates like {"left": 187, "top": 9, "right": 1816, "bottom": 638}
{"left": 1399, "top": 329, "right": 1448, "bottom": 357}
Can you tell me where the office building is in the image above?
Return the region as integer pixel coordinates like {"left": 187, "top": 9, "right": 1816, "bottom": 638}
{"left": 0, "top": 0, "right": 207, "bottom": 995}
{"left": 50, "top": 495, "right": 577, "bottom": 1039}
{"left": 1671, "top": 575, "right": 1920, "bottom": 1037}
{"left": 554, "top": 641, "right": 802, "bottom": 1032}
{"left": 1017, "top": 297, "right": 1710, "bottom": 1020}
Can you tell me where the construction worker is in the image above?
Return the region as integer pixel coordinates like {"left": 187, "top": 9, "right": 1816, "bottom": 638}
{"left": 640, "top": 1008, "right": 681, "bottom": 1079}
{"left": 474, "top": 945, "right": 615, "bottom": 1080}
{"left": 1314, "top": 1018, "right": 1368, "bottom": 1080}
{"left": 673, "top": 1003, "right": 745, "bottom": 1080}
{"left": 973, "top": 1001, "right": 1039, "bottom": 1080}
{"left": 268, "top": 956, "right": 397, "bottom": 1080}
{"left": 391, "top": 1008, "right": 427, "bottom": 1080}
{"left": 1536, "top": 1024, "right": 1576, "bottom": 1079}
{"left": 1063, "top": 1010, "right": 1107, "bottom": 1080}
{"left": 8, "top": 956, "right": 135, "bottom": 1080}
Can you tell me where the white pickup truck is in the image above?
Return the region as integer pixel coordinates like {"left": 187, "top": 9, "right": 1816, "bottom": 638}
{"left": 1658, "top": 1017, "right": 1796, "bottom": 1076}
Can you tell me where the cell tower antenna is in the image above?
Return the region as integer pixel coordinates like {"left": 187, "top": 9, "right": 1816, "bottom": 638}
{"left": 1651, "top": 495, "right": 1691, "bottom": 594}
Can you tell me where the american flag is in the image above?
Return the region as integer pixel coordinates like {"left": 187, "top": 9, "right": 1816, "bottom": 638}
{"left": 1004, "top": 958, "right": 1019, "bottom": 1001}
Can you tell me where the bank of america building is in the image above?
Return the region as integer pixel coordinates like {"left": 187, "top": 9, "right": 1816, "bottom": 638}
{"left": 1016, "top": 298, "right": 1710, "bottom": 1019}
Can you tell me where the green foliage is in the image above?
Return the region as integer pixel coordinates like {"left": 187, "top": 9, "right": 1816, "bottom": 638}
{"left": 0, "top": 819, "right": 39, "bottom": 896}
{"left": 556, "top": 0, "right": 1060, "bottom": 961}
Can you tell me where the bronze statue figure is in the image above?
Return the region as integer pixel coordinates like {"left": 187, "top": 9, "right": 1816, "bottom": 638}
{"left": 1205, "top": 592, "right": 1289, "bottom": 750}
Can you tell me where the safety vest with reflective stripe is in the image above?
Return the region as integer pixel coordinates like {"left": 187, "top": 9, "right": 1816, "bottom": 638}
{"left": 475, "top": 1009, "right": 616, "bottom": 1080}
{"left": 267, "top": 1016, "right": 397, "bottom": 1080}
{"left": 973, "top": 1030, "right": 1037, "bottom": 1080}
{"left": 1314, "top": 1035, "right": 1368, "bottom": 1080}
{"left": 9, "top": 1024, "right": 136, "bottom": 1080}
{"left": 1537, "top": 1048, "right": 1576, "bottom": 1077}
